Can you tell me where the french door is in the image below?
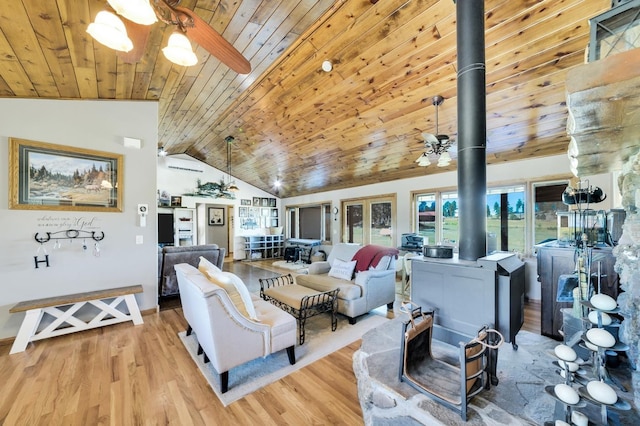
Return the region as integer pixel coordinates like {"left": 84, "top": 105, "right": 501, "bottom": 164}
{"left": 343, "top": 195, "right": 396, "bottom": 247}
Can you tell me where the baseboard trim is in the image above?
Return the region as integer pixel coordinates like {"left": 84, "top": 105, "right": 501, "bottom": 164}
{"left": 142, "top": 307, "right": 158, "bottom": 316}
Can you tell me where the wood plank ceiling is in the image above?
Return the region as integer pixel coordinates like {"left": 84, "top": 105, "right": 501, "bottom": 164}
{"left": 0, "top": 0, "right": 612, "bottom": 197}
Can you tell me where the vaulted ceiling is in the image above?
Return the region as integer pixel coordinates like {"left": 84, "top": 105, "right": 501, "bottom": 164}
{"left": 0, "top": 0, "right": 612, "bottom": 197}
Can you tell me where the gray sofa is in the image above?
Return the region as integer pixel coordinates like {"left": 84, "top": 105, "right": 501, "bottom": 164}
{"left": 295, "top": 243, "right": 397, "bottom": 324}
{"left": 158, "top": 245, "right": 226, "bottom": 297}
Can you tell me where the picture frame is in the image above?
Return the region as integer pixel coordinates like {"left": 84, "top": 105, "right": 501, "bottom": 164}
{"left": 208, "top": 207, "right": 225, "bottom": 226}
{"left": 269, "top": 198, "right": 276, "bottom": 207}
{"left": 253, "top": 197, "right": 261, "bottom": 206}
{"left": 9, "top": 138, "right": 123, "bottom": 212}
{"left": 170, "top": 196, "right": 182, "bottom": 207}
{"left": 261, "top": 197, "right": 269, "bottom": 207}
{"left": 271, "top": 208, "right": 278, "bottom": 217}
{"left": 241, "top": 199, "right": 252, "bottom": 206}
{"left": 158, "top": 189, "right": 171, "bottom": 207}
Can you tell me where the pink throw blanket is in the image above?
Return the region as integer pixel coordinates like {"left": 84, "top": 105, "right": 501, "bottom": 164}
{"left": 351, "top": 245, "right": 399, "bottom": 272}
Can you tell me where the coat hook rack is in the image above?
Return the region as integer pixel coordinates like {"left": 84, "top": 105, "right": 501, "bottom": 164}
{"left": 33, "top": 229, "right": 105, "bottom": 268}
{"left": 34, "top": 229, "right": 105, "bottom": 244}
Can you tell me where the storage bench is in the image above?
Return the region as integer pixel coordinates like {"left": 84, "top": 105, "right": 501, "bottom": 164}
{"left": 9, "top": 285, "right": 144, "bottom": 354}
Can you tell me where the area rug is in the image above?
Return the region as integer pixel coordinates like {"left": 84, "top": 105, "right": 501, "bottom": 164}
{"left": 271, "top": 260, "right": 308, "bottom": 272}
{"left": 178, "top": 311, "right": 389, "bottom": 406}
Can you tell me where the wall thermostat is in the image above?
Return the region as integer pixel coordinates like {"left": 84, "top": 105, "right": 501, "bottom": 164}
{"left": 138, "top": 204, "right": 149, "bottom": 227}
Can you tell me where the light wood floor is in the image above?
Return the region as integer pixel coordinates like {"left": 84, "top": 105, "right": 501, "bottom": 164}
{"left": 0, "top": 259, "right": 542, "bottom": 425}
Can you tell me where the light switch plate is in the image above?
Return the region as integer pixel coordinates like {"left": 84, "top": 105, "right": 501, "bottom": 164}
{"left": 136, "top": 235, "right": 143, "bottom": 244}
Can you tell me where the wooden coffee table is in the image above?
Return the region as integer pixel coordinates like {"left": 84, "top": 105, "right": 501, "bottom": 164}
{"left": 259, "top": 274, "right": 338, "bottom": 345}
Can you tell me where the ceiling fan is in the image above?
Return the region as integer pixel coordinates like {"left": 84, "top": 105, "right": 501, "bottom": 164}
{"left": 416, "top": 95, "right": 453, "bottom": 167}
{"left": 87, "top": 0, "right": 251, "bottom": 74}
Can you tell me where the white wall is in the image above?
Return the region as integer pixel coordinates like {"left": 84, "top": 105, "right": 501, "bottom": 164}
{"left": 157, "top": 155, "right": 280, "bottom": 259}
{"left": 281, "top": 154, "right": 621, "bottom": 300}
{"left": 0, "top": 98, "right": 158, "bottom": 340}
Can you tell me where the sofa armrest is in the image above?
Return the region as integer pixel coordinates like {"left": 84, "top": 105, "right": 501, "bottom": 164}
{"left": 307, "top": 261, "right": 331, "bottom": 275}
{"left": 355, "top": 268, "right": 396, "bottom": 285}
{"left": 355, "top": 269, "right": 396, "bottom": 310}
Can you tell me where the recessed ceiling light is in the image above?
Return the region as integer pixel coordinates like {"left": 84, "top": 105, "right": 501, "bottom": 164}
{"left": 322, "top": 60, "right": 332, "bottom": 72}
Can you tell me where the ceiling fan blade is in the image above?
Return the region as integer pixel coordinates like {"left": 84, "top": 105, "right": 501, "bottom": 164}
{"left": 421, "top": 132, "right": 438, "bottom": 145}
{"left": 117, "top": 18, "right": 151, "bottom": 63}
{"left": 175, "top": 6, "right": 251, "bottom": 74}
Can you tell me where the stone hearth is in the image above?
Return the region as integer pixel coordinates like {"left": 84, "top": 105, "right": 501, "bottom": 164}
{"left": 353, "top": 318, "right": 638, "bottom": 425}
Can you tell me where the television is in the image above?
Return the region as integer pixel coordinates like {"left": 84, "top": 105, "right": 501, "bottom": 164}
{"left": 158, "top": 213, "right": 174, "bottom": 246}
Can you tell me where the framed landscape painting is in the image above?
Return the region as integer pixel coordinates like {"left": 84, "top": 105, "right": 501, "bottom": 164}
{"left": 9, "top": 138, "right": 123, "bottom": 212}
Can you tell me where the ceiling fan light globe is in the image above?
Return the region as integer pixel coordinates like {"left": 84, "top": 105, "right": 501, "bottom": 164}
{"left": 163, "top": 32, "right": 198, "bottom": 66}
{"left": 437, "top": 151, "right": 452, "bottom": 167}
{"left": 228, "top": 184, "right": 239, "bottom": 192}
{"left": 416, "top": 153, "right": 431, "bottom": 166}
{"left": 107, "top": 0, "right": 157, "bottom": 25}
{"left": 87, "top": 11, "right": 133, "bottom": 52}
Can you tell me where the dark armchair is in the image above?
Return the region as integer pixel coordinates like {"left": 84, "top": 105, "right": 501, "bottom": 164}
{"left": 158, "top": 245, "right": 226, "bottom": 297}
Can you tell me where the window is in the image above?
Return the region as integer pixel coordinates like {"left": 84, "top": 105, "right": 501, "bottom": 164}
{"left": 533, "top": 182, "right": 569, "bottom": 245}
{"left": 415, "top": 193, "right": 436, "bottom": 245}
{"left": 343, "top": 195, "right": 396, "bottom": 247}
{"left": 412, "top": 180, "right": 566, "bottom": 255}
{"left": 487, "top": 185, "right": 525, "bottom": 253}
{"left": 441, "top": 191, "right": 458, "bottom": 245}
{"left": 286, "top": 203, "right": 332, "bottom": 242}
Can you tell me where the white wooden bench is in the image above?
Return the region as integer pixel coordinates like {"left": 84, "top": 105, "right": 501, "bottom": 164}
{"left": 9, "top": 285, "right": 144, "bottom": 354}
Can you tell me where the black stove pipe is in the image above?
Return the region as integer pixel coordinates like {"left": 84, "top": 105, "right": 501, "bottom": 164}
{"left": 456, "top": 0, "right": 487, "bottom": 261}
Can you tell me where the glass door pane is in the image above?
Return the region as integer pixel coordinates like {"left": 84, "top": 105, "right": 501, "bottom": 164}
{"left": 442, "top": 192, "right": 459, "bottom": 244}
{"left": 345, "top": 203, "right": 363, "bottom": 244}
{"left": 416, "top": 194, "right": 436, "bottom": 245}
{"left": 371, "top": 201, "right": 393, "bottom": 247}
{"left": 344, "top": 196, "right": 396, "bottom": 246}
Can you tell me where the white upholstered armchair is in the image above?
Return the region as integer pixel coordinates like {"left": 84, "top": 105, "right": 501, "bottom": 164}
{"left": 174, "top": 263, "right": 297, "bottom": 393}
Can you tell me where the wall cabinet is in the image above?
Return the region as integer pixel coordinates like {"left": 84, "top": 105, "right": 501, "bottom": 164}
{"left": 536, "top": 244, "right": 618, "bottom": 340}
{"left": 240, "top": 235, "right": 284, "bottom": 260}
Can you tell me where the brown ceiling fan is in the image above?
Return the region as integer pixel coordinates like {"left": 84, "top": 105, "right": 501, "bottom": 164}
{"left": 88, "top": 0, "right": 251, "bottom": 74}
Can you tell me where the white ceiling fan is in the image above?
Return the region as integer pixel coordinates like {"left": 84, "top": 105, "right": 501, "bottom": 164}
{"left": 416, "top": 95, "right": 454, "bottom": 167}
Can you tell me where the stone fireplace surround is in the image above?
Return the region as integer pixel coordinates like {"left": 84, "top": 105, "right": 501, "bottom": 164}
{"left": 614, "top": 151, "right": 640, "bottom": 407}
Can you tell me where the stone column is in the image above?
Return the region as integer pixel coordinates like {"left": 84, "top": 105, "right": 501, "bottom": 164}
{"left": 612, "top": 151, "right": 640, "bottom": 407}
